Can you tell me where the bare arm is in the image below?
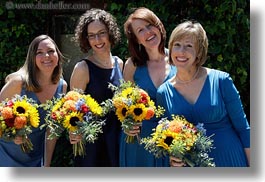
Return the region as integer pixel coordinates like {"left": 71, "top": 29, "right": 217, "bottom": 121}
{"left": 123, "top": 58, "right": 136, "bottom": 83}
{"left": 70, "top": 60, "right": 89, "bottom": 91}
{"left": 244, "top": 148, "right": 250, "bottom": 166}
{"left": 44, "top": 129, "right": 57, "bottom": 167}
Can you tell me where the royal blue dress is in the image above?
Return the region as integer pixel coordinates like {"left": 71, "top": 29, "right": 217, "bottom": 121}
{"left": 156, "top": 69, "right": 250, "bottom": 167}
{"left": 0, "top": 79, "right": 64, "bottom": 167}
{"left": 119, "top": 64, "right": 177, "bottom": 167}
{"left": 73, "top": 56, "right": 123, "bottom": 167}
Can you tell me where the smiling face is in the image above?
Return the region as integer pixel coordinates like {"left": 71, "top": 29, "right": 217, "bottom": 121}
{"left": 131, "top": 19, "right": 161, "bottom": 51}
{"left": 170, "top": 36, "right": 197, "bottom": 71}
{"left": 35, "top": 39, "right": 59, "bottom": 73}
{"left": 87, "top": 20, "right": 111, "bottom": 54}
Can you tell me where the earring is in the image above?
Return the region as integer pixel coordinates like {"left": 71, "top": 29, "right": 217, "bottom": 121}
{"left": 138, "top": 44, "right": 141, "bottom": 51}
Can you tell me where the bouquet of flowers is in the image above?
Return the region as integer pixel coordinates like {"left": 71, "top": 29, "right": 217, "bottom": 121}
{"left": 41, "top": 89, "right": 105, "bottom": 157}
{"left": 141, "top": 115, "right": 215, "bottom": 167}
{"left": 104, "top": 80, "right": 164, "bottom": 144}
{"left": 0, "top": 94, "right": 40, "bottom": 153}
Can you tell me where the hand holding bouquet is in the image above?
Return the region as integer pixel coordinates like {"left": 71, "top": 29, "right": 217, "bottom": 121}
{"left": 0, "top": 94, "right": 40, "bottom": 153}
{"left": 141, "top": 115, "right": 215, "bottom": 167}
{"left": 104, "top": 80, "right": 164, "bottom": 144}
{"left": 42, "top": 89, "right": 105, "bottom": 157}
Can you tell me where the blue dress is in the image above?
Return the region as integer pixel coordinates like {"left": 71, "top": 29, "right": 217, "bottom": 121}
{"left": 73, "top": 56, "right": 123, "bottom": 167}
{"left": 119, "top": 64, "right": 177, "bottom": 167}
{"left": 156, "top": 69, "right": 250, "bottom": 167}
{"left": 0, "top": 79, "right": 64, "bottom": 167}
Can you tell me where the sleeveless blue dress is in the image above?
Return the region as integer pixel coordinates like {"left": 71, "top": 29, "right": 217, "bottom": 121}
{"left": 156, "top": 69, "right": 250, "bottom": 167}
{"left": 0, "top": 79, "right": 64, "bottom": 167}
{"left": 73, "top": 56, "right": 123, "bottom": 167}
{"left": 119, "top": 64, "right": 177, "bottom": 167}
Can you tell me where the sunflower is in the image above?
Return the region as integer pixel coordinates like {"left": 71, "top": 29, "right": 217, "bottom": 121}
{"left": 28, "top": 106, "right": 40, "bottom": 128}
{"left": 128, "top": 103, "right": 147, "bottom": 122}
{"left": 116, "top": 104, "right": 129, "bottom": 122}
{"left": 156, "top": 129, "right": 178, "bottom": 150}
{"left": 63, "top": 112, "right": 84, "bottom": 132}
{"left": 12, "top": 100, "right": 30, "bottom": 117}
{"left": 85, "top": 95, "right": 103, "bottom": 116}
{"left": 120, "top": 87, "right": 134, "bottom": 98}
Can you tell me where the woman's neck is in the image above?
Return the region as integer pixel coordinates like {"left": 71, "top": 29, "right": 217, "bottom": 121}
{"left": 92, "top": 52, "right": 113, "bottom": 68}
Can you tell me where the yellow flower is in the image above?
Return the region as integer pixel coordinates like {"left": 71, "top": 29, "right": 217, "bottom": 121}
{"left": 116, "top": 103, "right": 128, "bottom": 122}
{"left": 156, "top": 129, "right": 177, "bottom": 150}
{"left": 63, "top": 112, "right": 84, "bottom": 132}
{"left": 120, "top": 87, "right": 133, "bottom": 98}
{"left": 12, "top": 100, "right": 30, "bottom": 117}
{"left": 85, "top": 95, "right": 103, "bottom": 116}
{"left": 128, "top": 103, "right": 147, "bottom": 122}
{"left": 28, "top": 106, "right": 40, "bottom": 128}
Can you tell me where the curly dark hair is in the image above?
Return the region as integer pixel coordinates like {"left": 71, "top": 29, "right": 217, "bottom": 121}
{"left": 74, "top": 8, "right": 121, "bottom": 53}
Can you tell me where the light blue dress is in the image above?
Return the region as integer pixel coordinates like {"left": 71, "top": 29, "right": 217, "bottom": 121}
{"left": 119, "top": 64, "right": 177, "bottom": 167}
{"left": 156, "top": 69, "right": 250, "bottom": 167}
{"left": 0, "top": 79, "right": 64, "bottom": 167}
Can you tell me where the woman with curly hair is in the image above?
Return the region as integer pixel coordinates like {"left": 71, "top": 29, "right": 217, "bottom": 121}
{"left": 69, "top": 8, "right": 123, "bottom": 167}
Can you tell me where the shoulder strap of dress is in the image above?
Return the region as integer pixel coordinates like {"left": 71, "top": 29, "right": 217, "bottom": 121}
{"left": 58, "top": 78, "right": 64, "bottom": 93}
{"left": 113, "top": 56, "right": 125, "bottom": 73}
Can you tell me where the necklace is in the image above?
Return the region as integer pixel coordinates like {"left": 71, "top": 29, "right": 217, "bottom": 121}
{"left": 176, "top": 67, "right": 200, "bottom": 84}
{"left": 93, "top": 54, "right": 113, "bottom": 68}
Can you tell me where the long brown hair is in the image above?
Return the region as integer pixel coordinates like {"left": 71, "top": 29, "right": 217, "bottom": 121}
{"left": 23, "top": 35, "right": 64, "bottom": 92}
{"left": 124, "top": 7, "right": 166, "bottom": 66}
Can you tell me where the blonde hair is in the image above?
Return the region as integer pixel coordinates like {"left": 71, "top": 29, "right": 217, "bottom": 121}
{"left": 168, "top": 21, "right": 208, "bottom": 67}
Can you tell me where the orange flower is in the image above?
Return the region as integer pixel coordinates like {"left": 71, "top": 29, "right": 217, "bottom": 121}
{"left": 168, "top": 120, "right": 183, "bottom": 133}
{"left": 145, "top": 107, "right": 155, "bottom": 120}
{"left": 14, "top": 116, "right": 27, "bottom": 129}
{"left": 64, "top": 91, "right": 82, "bottom": 101}
{"left": 1, "top": 107, "right": 14, "bottom": 119}
{"left": 63, "top": 100, "right": 76, "bottom": 111}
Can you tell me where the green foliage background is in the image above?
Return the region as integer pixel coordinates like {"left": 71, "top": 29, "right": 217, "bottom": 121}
{"left": 0, "top": 0, "right": 249, "bottom": 166}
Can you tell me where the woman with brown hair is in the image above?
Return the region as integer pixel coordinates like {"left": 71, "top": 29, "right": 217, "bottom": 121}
{"left": 120, "top": 7, "right": 176, "bottom": 167}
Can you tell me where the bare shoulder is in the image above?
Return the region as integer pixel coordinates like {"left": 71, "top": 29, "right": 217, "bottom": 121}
{"left": 73, "top": 60, "right": 88, "bottom": 71}
{"left": 123, "top": 58, "right": 136, "bottom": 82}
{"left": 70, "top": 60, "right": 89, "bottom": 91}
{"left": 61, "top": 79, "right": 68, "bottom": 93}
{"left": 0, "top": 76, "right": 23, "bottom": 101}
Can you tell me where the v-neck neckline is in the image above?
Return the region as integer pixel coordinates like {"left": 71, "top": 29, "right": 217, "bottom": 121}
{"left": 170, "top": 74, "right": 209, "bottom": 106}
{"left": 145, "top": 65, "right": 173, "bottom": 90}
